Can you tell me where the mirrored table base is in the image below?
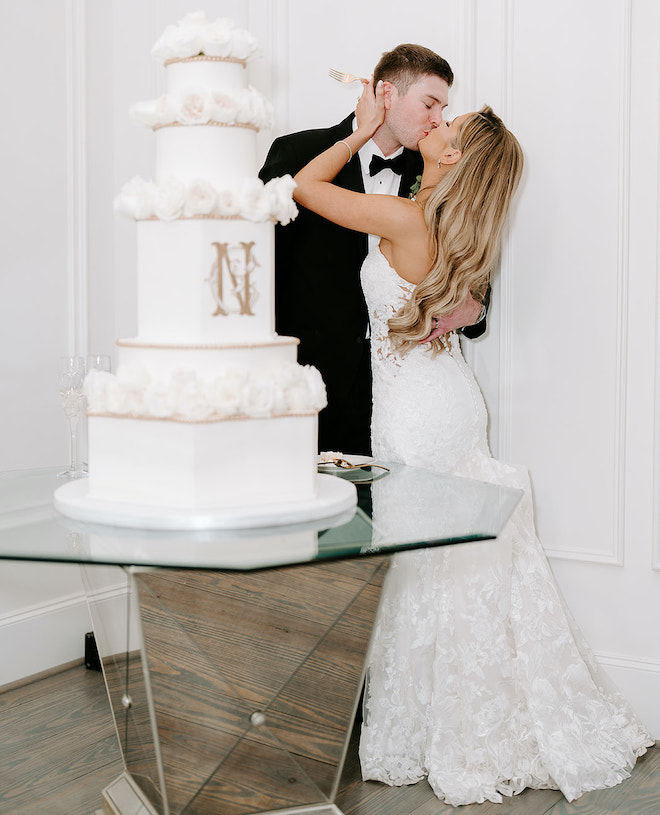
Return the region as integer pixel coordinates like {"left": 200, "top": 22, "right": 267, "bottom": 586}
{"left": 86, "top": 556, "right": 389, "bottom": 815}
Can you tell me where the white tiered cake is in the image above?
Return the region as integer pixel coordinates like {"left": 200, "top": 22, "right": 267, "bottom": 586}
{"left": 55, "top": 13, "right": 356, "bottom": 530}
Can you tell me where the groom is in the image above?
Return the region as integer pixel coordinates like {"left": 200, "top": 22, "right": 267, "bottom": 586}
{"left": 259, "top": 44, "right": 487, "bottom": 456}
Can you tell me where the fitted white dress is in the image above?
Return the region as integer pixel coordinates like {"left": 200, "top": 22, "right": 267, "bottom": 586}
{"left": 358, "top": 247, "right": 653, "bottom": 806}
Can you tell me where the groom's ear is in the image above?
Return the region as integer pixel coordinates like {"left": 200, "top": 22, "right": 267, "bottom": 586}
{"left": 381, "top": 81, "right": 397, "bottom": 110}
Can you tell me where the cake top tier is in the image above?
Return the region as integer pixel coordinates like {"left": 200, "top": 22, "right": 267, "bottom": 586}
{"left": 152, "top": 11, "right": 261, "bottom": 64}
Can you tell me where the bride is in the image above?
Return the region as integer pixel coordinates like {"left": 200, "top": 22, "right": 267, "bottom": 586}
{"left": 293, "top": 79, "right": 653, "bottom": 806}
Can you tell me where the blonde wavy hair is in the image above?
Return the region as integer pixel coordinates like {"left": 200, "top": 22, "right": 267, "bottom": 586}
{"left": 388, "top": 106, "right": 524, "bottom": 354}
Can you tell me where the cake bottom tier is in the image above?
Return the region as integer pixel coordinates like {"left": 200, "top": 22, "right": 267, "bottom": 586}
{"left": 86, "top": 412, "right": 318, "bottom": 510}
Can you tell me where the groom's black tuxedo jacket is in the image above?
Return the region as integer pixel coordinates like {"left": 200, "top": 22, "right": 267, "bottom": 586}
{"left": 259, "top": 113, "right": 487, "bottom": 456}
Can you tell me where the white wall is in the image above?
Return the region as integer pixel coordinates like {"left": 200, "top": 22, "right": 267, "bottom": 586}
{"left": 1, "top": 0, "right": 659, "bottom": 739}
{"left": 0, "top": 0, "right": 91, "bottom": 682}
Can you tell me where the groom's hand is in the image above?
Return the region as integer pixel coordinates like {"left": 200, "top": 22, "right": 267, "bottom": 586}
{"left": 420, "top": 296, "right": 483, "bottom": 343}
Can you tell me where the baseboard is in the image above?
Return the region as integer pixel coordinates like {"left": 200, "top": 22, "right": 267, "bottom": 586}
{"left": 596, "top": 652, "right": 660, "bottom": 739}
{"left": 0, "top": 592, "right": 92, "bottom": 686}
{"left": 0, "top": 576, "right": 129, "bottom": 686}
{"left": 0, "top": 656, "right": 84, "bottom": 693}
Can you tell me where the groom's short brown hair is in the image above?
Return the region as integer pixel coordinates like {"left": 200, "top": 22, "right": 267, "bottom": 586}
{"left": 374, "top": 44, "right": 454, "bottom": 95}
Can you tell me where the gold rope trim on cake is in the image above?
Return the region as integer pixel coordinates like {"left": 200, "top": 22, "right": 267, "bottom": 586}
{"left": 164, "top": 55, "right": 246, "bottom": 67}
{"left": 88, "top": 410, "right": 316, "bottom": 424}
{"left": 136, "top": 214, "right": 277, "bottom": 223}
{"left": 116, "top": 337, "right": 299, "bottom": 350}
{"left": 153, "top": 120, "right": 259, "bottom": 132}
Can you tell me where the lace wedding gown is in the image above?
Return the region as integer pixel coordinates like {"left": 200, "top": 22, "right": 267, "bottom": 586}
{"left": 358, "top": 247, "right": 653, "bottom": 806}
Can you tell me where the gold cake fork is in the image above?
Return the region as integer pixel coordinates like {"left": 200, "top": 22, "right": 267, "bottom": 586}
{"left": 328, "top": 69, "right": 362, "bottom": 84}
{"left": 322, "top": 457, "right": 389, "bottom": 473}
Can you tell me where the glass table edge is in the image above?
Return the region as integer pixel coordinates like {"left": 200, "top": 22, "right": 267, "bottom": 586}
{"left": 0, "top": 466, "right": 522, "bottom": 571}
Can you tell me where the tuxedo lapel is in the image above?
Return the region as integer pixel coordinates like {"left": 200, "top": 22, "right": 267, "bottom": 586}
{"left": 338, "top": 152, "right": 365, "bottom": 193}
{"left": 332, "top": 114, "right": 365, "bottom": 193}
{"left": 398, "top": 149, "right": 423, "bottom": 199}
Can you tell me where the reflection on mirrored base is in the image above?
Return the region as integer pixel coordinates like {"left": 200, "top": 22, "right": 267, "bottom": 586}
{"left": 102, "top": 771, "right": 160, "bottom": 815}
{"left": 102, "top": 772, "right": 346, "bottom": 815}
{"left": 98, "top": 558, "right": 389, "bottom": 815}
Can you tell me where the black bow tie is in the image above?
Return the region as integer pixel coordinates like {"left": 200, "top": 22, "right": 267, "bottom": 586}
{"left": 369, "top": 152, "right": 407, "bottom": 176}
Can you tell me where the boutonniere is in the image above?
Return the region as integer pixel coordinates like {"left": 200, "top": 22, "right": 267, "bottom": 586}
{"left": 409, "top": 175, "right": 422, "bottom": 199}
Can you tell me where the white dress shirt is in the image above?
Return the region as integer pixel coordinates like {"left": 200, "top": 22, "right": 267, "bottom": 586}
{"left": 354, "top": 124, "right": 405, "bottom": 253}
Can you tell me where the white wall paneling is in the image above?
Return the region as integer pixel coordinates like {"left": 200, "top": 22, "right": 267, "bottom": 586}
{"left": 503, "top": 0, "right": 632, "bottom": 565}
{"left": 467, "top": 0, "right": 517, "bottom": 454}
{"left": 65, "top": 0, "right": 88, "bottom": 356}
{"left": 1, "top": 0, "right": 70, "bottom": 472}
{"left": 500, "top": 0, "right": 660, "bottom": 733}
{"left": 653, "top": 0, "right": 660, "bottom": 573}
{"left": 0, "top": 0, "right": 98, "bottom": 688}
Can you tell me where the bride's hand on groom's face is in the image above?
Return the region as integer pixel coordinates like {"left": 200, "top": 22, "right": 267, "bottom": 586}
{"left": 355, "top": 77, "right": 385, "bottom": 135}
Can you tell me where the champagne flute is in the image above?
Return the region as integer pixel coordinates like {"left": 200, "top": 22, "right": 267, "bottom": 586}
{"left": 58, "top": 356, "right": 86, "bottom": 478}
{"left": 80, "top": 355, "right": 112, "bottom": 473}
{"left": 86, "top": 354, "right": 112, "bottom": 374}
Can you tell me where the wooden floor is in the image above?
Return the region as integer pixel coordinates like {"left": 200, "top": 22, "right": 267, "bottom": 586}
{"left": 0, "top": 660, "right": 658, "bottom": 815}
{"left": 0, "top": 661, "right": 123, "bottom": 815}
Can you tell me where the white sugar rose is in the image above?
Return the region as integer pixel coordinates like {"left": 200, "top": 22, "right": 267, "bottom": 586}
{"left": 83, "top": 370, "right": 114, "bottom": 413}
{"left": 183, "top": 179, "right": 217, "bottom": 217}
{"left": 254, "top": 97, "right": 274, "bottom": 130}
{"left": 176, "top": 88, "right": 213, "bottom": 125}
{"left": 272, "top": 391, "right": 289, "bottom": 415}
{"left": 261, "top": 371, "right": 288, "bottom": 414}
{"left": 209, "top": 371, "right": 246, "bottom": 417}
{"left": 117, "top": 364, "right": 151, "bottom": 393}
{"left": 151, "top": 24, "right": 179, "bottom": 61}
{"left": 264, "top": 176, "right": 298, "bottom": 225}
{"left": 177, "top": 379, "right": 214, "bottom": 421}
{"left": 235, "top": 88, "right": 272, "bottom": 130}
{"left": 210, "top": 91, "right": 239, "bottom": 123}
{"left": 153, "top": 178, "right": 185, "bottom": 221}
{"left": 129, "top": 95, "right": 172, "bottom": 128}
{"left": 143, "top": 381, "right": 177, "bottom": 418}
{"left": 239, "top": 178, "right": 271, "bottom": 222}
{"left": 200, "top": 17, "right": 234, "bottom": 58}
{"left": 103, "top": 378, "right": 134, "bottom": 416}
{"left": 284, "top": 381, "right": 312, "bottom": 412}
{"left": 231, "top": 28, "right": 260, "bottom": 61}
{"left": 215, "top": 188, "right": 240, "bottom": 217}
{"left": 180, "top": 11, "right": 207, "bottom": 28}
{"left": 114, "top": 176, "right": 158, "bottom": 220}
{"left": 152, "top": 13, "right": 206, "bottom": 61}
{"left": 302, "top": 365, "right": 328, "bottom": 409}
{"left": 171, "top": 369, "right": 197, "bottom": 390}
{"left": 277, "top": 364, "right": 312, "bottom": 412}
{"left": 222, "top": 368, "right": 249, "bottom": 391}
{"left": 277, "top": 362, "right": 304, "bottom": 390}
{"left": 241, "top": 376, "right": 276, "bottom": 417}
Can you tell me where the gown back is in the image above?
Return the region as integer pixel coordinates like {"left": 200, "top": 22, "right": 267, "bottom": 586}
{"left": 358, "top": 246, "right": 652, "bottom": 806}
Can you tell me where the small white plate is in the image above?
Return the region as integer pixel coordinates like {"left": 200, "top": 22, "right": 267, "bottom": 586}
{"left": 317, "top": 453, "right": 375, "bottom": 471}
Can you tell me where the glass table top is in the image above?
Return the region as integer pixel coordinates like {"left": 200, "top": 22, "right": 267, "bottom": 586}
{"left": 0, "top": 465, "right": 522, "bottom": 571}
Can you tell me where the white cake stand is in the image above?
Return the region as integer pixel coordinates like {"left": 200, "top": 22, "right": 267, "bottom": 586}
{"left": 53, "top": 473, "right": 357, "bottom": 531}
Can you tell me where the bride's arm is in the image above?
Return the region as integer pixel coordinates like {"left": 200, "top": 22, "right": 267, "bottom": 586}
{"left": 293, "top": 80, "right": 415, "bottom": 241}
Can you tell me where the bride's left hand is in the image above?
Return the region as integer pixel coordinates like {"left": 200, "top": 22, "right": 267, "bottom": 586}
{"left": 355, "top": 77, "right": 385, "bottom": 136}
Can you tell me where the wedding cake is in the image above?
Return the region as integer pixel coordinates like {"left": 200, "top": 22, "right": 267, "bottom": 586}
{"left": 55, "top": 12, "right": 355, "bottom": 529}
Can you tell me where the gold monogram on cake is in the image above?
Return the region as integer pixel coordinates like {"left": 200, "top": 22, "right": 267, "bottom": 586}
{"left": 208, "top": 241, "right": 259, "bottom": 316}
